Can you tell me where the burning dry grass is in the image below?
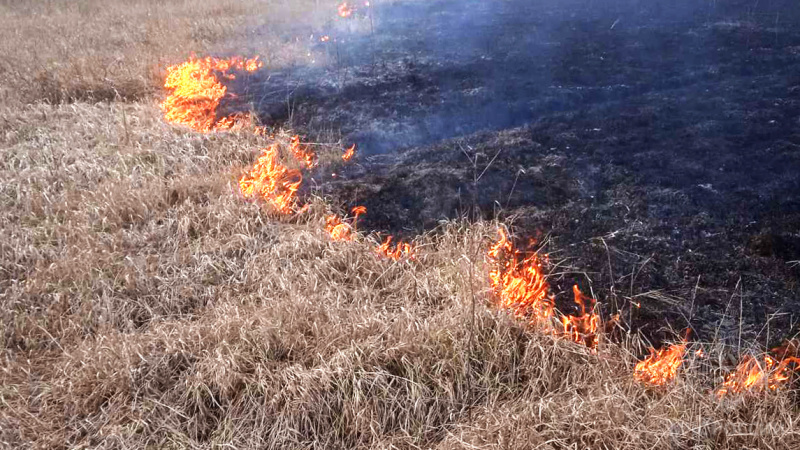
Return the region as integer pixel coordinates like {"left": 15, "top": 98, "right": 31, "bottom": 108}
{"left": 1, "top": 1, "right": 800, "bottom": 448}
{"left": 0, "top": 102, "right": 799, "bottom": 448}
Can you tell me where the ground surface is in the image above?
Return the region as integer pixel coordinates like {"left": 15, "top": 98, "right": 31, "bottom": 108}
{"left": 223, "top": 0, "right": 800, "bottom": 344}
{"left": 2, "top": 0, "right": 800, "bottom": 448}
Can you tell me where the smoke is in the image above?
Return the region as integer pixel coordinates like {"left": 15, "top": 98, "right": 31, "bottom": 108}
{"left": 220, "top": 0, "right": 798, "bottom": 154}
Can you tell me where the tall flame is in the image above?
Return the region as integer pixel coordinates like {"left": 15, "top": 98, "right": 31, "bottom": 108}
{"left": 561, "top": 285, "right": 601, "bottom": 350}
{"left": 239, "top": 144, "right": 302, "bottom": 214}
{"left": 161, "top": 56, "right": 262, "bottom": 132}
{"left": 342, "top": 144, "right": 356, "bottom": 162}
{"left": 487, "top": 229, "right": 554, "bottom": 327}
{"left": 634, "top": 342, "right": 687, "bottom": 386}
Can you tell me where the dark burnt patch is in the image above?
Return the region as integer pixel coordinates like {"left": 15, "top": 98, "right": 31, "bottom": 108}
{"left": 224, "top": 0, "right": 800, "bottom": 343}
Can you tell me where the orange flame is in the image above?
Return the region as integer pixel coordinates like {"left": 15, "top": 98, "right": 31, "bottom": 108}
{"left": 342, "top": 144, "right": 356, "bottom": 162}
{"left": 561, "top": 285, "right": 601, "bottom": 350}
{"left": 290, "top": 135, "right": 317, "bottom": 169}
{"left": 326, "top": 206, "right": 366, "bottom": 241}
{"left": 717, "top": 342, "right": 800, "bottom": 397}
{"left": 239, "top": 144, "right": 302, "bottom": 214}
{"left": 376, "top": 236, "right": 415, "bottom": 260}
{"left": 326, "top": 215, "right": 353, "bottom": 241}
{"left": 161, "top": 56, "right": 262, "bottom": 132}
{"left": 487, "top": 229, "right": 554, "bottom": 327}
{"left": 634, "top": 342, "right": 687, "bottom": 386}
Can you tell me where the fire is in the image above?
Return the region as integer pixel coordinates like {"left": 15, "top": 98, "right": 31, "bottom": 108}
{"left": 716, "top": 342, "right": 800, "bottom": 397}
{"left": 342, "top": 144, "right": 356, "bottom": 162}
{"left": 338, "top": 2, "right": 354, "bottom": 17}
{"left": 290, "top": 135, "right": 317, "bottom": 169}
{"left": 161, "top": 56, "right": 262, "bottom": 132}
{"left": 561, "top": 285, "right": 601, "bottom": 350}
{"left": 320, "top": 35, "right": 331, "bottom": 42}
{"left": 326, "top": 206, "right": 366, "bottom": 241}
{"left": 376, "top": 236, "right": 414, "bottom": 260}
{"left": 238, "top": 144, "right": 302, "bottom": 214}
{"left": 634, "top": 342, "right": 687, "bottom": 386}
{"left": 487, "top": 229, "right": 554, "bottom": 327}
{"left": 352, "top": 205, "right": 366, "bottom": 223}
{"left": 326, "top": 215, "right": 353, "bottom": 241}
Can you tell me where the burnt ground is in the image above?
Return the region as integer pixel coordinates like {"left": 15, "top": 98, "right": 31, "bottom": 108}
{"left": 225, "top": 0, "right": 800, "bottom": 345}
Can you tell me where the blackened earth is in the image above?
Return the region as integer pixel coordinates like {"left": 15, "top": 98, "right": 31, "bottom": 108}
{"left": 226, "top": 0, "right": 800, "bottom": 346}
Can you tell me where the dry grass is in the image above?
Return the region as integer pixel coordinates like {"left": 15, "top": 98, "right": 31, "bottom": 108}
{"left": 1, "top": 1, "right": 799, "bottom": 448}
{"left": 0, "top": 0, "right": 325, "bottom": 105}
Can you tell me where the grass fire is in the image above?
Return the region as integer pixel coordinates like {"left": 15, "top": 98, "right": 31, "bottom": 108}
{"left": 2, "top": 0, "right": 800, "bottom": 449}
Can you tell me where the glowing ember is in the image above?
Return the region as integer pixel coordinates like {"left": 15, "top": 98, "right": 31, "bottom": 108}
{"left": 717, "top": 343, "right": 800, "bottom": 397}
{"left": 561, "top": 285, "right": 601, "bottom": 350}
{"left": 289, "top": 135, "right": 317, "bottom": 169}
{"left": 634, "top": 342, "right": 686, "bottom": 386}
{"left": 338, "top": 2, "right": 354, "bottom": 17}
{"left": 239, "top": 144, "right": 302, "bottom": 214}
{"left": 320, "top": 35, "right": 331, "bottom": 42}
{"left": 342, "top": 144, "right": 356, "bottom": 162}
{"left": 376, "top": 236, "right": 414, "bottom": 260}
{"left": 487, "top": 229, "right": 554, "bottom": 327}
{"left": 161, "top": 56, "right": 262, "bottom": 132}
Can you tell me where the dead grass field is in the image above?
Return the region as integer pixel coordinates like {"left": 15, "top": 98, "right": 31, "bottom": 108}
{"left": 1, "top": 0, "right": 799, "bottom": 448}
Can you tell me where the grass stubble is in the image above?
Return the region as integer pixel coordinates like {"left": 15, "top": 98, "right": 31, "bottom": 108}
{"left": 0, "top": 0, "right": 799, "bottom": 448}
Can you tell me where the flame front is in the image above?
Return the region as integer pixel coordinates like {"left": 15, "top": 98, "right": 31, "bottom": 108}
{"left": 634, "top": 343, "right": 686, "bottom": 386}
{"left": 239, "top": 144, "right": 302, "bottom": 214}
{"left": 487, "top": 229, "right": 554, "bottom": 327}
{"left": 161, "top": 56, "right": 262, "bottom": 132}
{"left": 716, "top": 343, "right": 800, "bottom": 397}
{"left": 561, "top": 285, "right": 601, "bottom": 350}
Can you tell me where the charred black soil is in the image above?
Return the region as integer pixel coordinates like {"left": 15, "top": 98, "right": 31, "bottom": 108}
{"left": 226, "top": 0, "right": 800, "bottom": 345}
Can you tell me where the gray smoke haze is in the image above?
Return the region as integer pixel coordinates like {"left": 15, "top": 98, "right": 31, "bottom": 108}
{"left": 221, "top": 0, "right": 800, "bottom": 154}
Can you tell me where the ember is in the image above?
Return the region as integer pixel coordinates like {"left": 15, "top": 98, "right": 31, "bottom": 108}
{"left": 338, "top": 2, "right": 354, "bottom": 18}
{"left": 161, "top": 56, "right": 262, "bottom": 132}
{"left": 238, "top": 144, "right": 302, "bottom": 214}
{"left": 634, "top": 342, "right": 686, "bottom": 386}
